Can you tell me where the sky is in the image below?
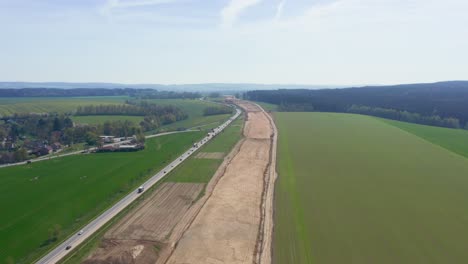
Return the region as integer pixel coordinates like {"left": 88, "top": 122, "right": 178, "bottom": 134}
{"left": 0, "top": 0, "right": 467, "bottom": 85}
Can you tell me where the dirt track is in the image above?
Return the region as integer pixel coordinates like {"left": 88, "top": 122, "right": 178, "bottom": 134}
{"left": 82, "top": 101, "right": 277, "bottom": 264}
{"left": 166, "top": 101, "right": 276, "bottom": 264}
{"left": 83, "top": 183, "right": 204, "bottom": 264}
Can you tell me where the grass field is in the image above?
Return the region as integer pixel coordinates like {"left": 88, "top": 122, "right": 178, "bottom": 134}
{"left": 166, "top": 115, "right": 244, "bottom": 183}
{"left": 0, "top": 97, "right": 230, "bottom": 135}
{"left": 0, "top": 97, "right": 128, "bottom": 115}
{"left": 72, "top": 115, "right": 144, "bottom": 125}
{"left": 144, "top": 99, "right": 231, "bottom": 131}
{"left": 274, "top": 112, "right": 468, "bottom": 264}
{"left": 60, "top": 114, "right": 244, "bottom": 264}
{"left": 0, "top": 131, "right": 204, "bottom": 263}
{"left": 382, "top": 118, "right": 468, "bottom": 159}
{"left": 254, "top": 101, "right": 278, "bottom": 112}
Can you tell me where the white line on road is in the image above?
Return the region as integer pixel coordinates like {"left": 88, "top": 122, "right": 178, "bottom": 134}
{"left": 35, "top": 108, "right": 241, "bottom": 264}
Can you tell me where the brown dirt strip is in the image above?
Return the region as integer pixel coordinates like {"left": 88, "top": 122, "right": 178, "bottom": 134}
{"left": 83, "top": 183, "right": 204, "bottom": 264}
{"left": 255, "top": 105, "right": 278, "bottom": 264}
{"left": 165, "top": 100, "right": 276, "bottom": 264}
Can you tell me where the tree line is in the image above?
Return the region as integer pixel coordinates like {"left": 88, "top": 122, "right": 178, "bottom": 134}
{"left": 245, "top": 81, "right": 468, "bottom": 128}
{"left": 348, "top": 105, "right": 461, "bottom": 128}
{"left": 203, "top": 106, "right": 233, "bottom": 116}
{"left": 139, "top": 91, "right": 201, "bottom": 99}
{"left": 0, "top": 88, "right": 151, "bottom": 97}
{"left": 76, "top": 103, "right": 188, "bottom": 128}
{"left": 0, "top": 88, "right": 203, "bottom": 98}
{"left": 0, "top": 101, "right": 188, "bottom": 164}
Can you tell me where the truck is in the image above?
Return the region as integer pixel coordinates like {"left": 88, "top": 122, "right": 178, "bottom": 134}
{"left": 137, "top": 186, "right": 144, "bottom": 193}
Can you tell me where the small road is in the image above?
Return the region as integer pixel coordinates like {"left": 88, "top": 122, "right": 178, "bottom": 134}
{"left": 0, "top": 130, "right": 197, "bottom": 169}
{"left": 35, "top": 108, "right": 242, "bottom": 264}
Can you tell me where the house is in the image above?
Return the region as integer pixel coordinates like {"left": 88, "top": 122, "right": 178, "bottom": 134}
{"left": 99, "top": 136, "right": 115, "bottom": 144}
{"left": 51, "top": 142, "right": 62, "bottom": 151}
{"left": 34, "top": 146, "right": 53, "bottom": 156}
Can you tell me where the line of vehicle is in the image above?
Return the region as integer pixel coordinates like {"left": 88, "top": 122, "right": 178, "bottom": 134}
{"left": 35, "top": 107, "right": 241, "bottom": 264}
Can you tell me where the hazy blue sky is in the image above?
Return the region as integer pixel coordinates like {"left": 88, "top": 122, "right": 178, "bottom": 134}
{"left": 1, "top": 0, "right": 467, "bottom": 85}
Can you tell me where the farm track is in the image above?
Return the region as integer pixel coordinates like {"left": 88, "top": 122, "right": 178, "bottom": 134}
{"left": 105, "top": 183, "right": 204, "bottom": 242}
{"left": 84, "top": 183, "right": 204, "bottom": 263}
{"left": 165, "top": 100, "right": 277, "bottom": 264}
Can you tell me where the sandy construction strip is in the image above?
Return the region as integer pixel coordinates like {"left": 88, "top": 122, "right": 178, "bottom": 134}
{"left": 166, "top": 100, "right": 275, "bottom": 264}
{"left": 84, "top": 183, "right": 204, "bottom": 264}
{"left": 105, "top": 182, "right": 204, "bottom": 242}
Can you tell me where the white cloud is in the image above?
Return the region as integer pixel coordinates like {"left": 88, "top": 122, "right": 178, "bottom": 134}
{"left": 108, "top": 0, "right": 180, "bottom": 8}
{"left": 220, "top": 0, "right": 263, "bottom": 28}
{"left": 100, "top": 0, "right": 181, "bottom": 20}
{"left": 275, "top": 0, "right": 286, "bottom": 20}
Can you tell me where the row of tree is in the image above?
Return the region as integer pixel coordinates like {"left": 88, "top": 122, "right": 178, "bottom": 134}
{"left": 0, "top": 88, "right": 152, "bottom": 97}
{"left": 0, "top": 101, "right": 189, "bottom": 164}
{"left": 139, "top": 91, "right": 201, "bottom": 99}
{"left": 203, "top": 106, "right": 233, "bottom": 116}
{"left": 245, "top": 82, "right": 468, "bottom": 128}
{"left": 348, "top": 105, "right": 461, "bottom": 128}
{"left": 0, "top": 114, "right": 74, "bottom": 141}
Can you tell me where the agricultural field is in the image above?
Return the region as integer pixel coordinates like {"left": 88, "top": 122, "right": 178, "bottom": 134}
{"left": 60, "top": 113, "right": 244, "bottom": 264}
{"left": 274, "top": 112, "right": 468, "bottom": 264}
{"left": 165, "top": 115, "right": 244, "bottom": 183}
{"left": 254, "top": 101, "right": 278, "bottom": 112}
{"left": 0, "top": 97, "right": 128, "bottom": 115}
{"left": 84, "top": 182, "right": 204, "bottom": 263}
{"left": 0, "top": 131, "right": 204, "bottom": 263}
{"left": 72, "top": 115, "right": 144, "bottom": 125}
{"left": 382, "top": 118, "right": 468, "bottom": 159}
{"left": 144, "top": 99, "right": 231, "bottom": 131}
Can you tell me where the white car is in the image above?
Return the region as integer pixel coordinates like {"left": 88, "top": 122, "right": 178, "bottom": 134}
{"left": 78, "top": 230, "right": 84, "bottom": 235}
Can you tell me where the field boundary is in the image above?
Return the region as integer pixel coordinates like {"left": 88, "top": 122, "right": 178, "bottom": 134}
{"left": 157, "top": 113, "right": 246, "bottom": 264}
{"left": 34, "top": 108, "right": 241, "bottom": 264}
{"left": 252, "top": 103, "right": 278, "bottom": 264}
{"left": 377, "top": 117, "right": 468, "bottom": 160}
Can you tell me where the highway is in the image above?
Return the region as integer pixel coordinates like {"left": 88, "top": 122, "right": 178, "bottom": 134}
{"left": 35, "top": 107, "right": 241, "bottom": 264}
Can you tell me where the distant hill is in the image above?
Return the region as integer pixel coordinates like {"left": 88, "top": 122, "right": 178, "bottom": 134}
{"left": 0, "top": 82, "right": 341, "bottom": 92}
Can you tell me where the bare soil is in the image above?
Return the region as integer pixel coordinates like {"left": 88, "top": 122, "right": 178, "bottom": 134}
{"left": 83, "top": 183, "right": 204, "bottom": 264}
{"left": 83, "top": 101, "right": 278, "bottom": 264}
{"left": 165, "top": 100, "right": 276, "bottom": 264}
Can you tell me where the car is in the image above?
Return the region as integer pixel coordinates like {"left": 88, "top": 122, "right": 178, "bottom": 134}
{"left": 78, "top": 230, "right": 83, "bottom": 235}
{"left": 164, "top": 171, "right": 167, "bottom": 173}
{"left": 65, "top": 245, "right": 72, "bottom": 250}
{"left": 180, "top": 158, "right": 182, "bottom": 161}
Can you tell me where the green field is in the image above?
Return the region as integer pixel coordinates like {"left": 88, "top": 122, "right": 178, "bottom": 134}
{"left": 382, "top": 118, "right": 468, "bottom": 159}
{"left": 166, "top": 115, "right": 244, "bottom": 183}
{"left": 0, "top": 132, "right": 204, "bottom": 263}
{"left": 144, "top": 99, "right": 231, "bottom": 131}
{"left": 274, "top": 112, "right": 468, "bottom": 264}
{"left": 0, "top": 97, "right": 230, "bottom": 134}
{"left": 72, "top": 115, "right": 144, "bottom": 125}
{"left": 254, "top": 101, "right": 278, "bottom": 112}
{"left": 0, "top": 97, "right": 128, "bottom": 115}
{"left": 60, "top": 114, "right": 244, "bottom": 264}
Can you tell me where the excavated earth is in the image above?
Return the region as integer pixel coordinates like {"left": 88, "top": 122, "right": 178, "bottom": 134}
{"left": 166, "top": 101, "right": 276, "bottom": 264}
{"left": 83, "top": 100, "right": 277, "bottom": 264}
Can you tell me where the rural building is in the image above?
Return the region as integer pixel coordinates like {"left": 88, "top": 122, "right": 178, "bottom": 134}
{"left": 99, "top": 136, "right": 115, "bottom": 144}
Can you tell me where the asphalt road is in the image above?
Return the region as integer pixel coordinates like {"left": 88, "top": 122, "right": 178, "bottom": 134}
{"left": 35, "top": 108, "right": 241, "bottom": 264}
